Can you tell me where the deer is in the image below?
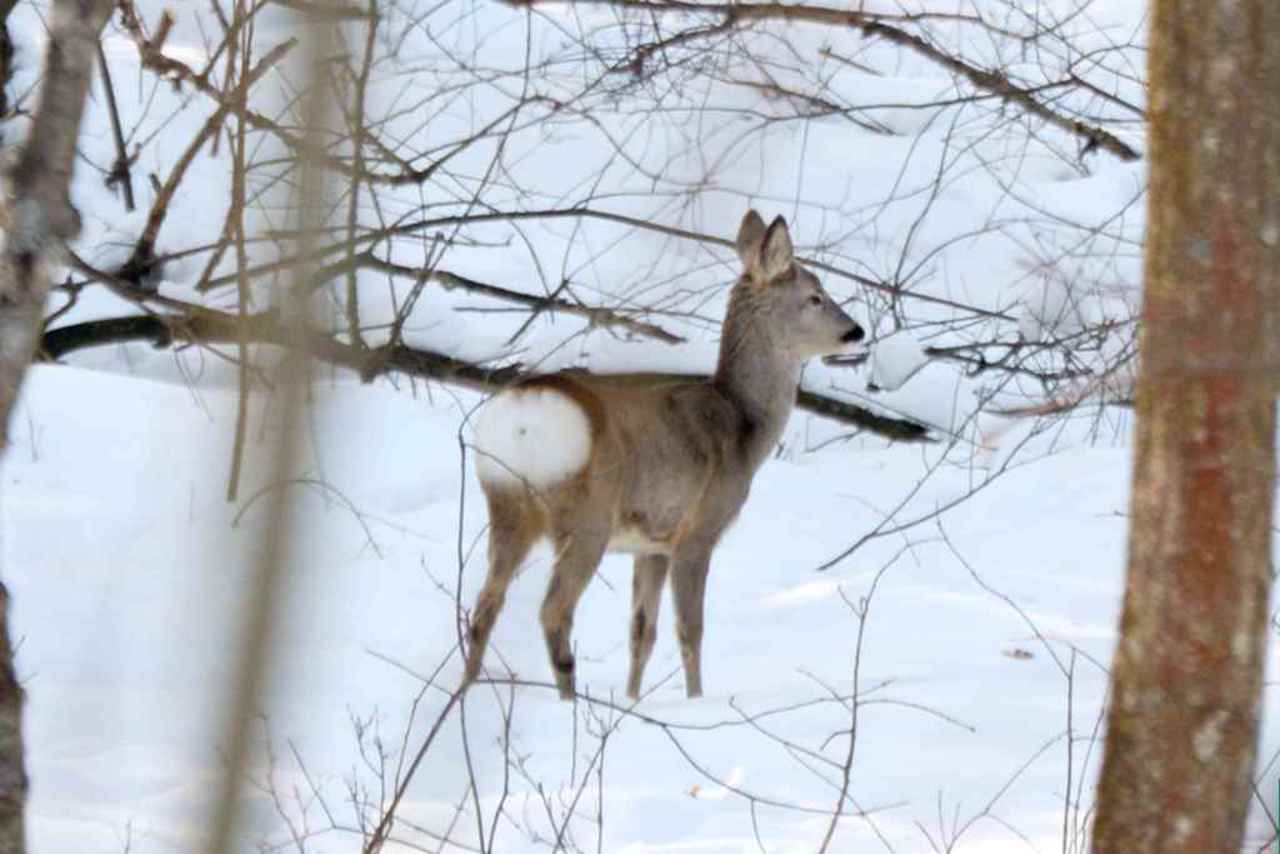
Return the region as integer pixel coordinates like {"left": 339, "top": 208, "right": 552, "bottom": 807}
{"left": 464, "top": 210, "right": 865, "bottom": 700}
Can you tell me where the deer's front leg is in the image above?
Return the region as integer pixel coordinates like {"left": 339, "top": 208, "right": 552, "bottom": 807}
{"left": 671, "top": 544, "right": 713, "bottom": 698}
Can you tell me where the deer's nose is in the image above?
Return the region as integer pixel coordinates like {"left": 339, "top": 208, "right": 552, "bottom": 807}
{"left": 841, "top": 324, "right": 865, "bottom": 343}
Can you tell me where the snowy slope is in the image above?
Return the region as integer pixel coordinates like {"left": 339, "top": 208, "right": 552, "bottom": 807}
{"left": 4, "top": 361, "right": 1265, "bottom": 854}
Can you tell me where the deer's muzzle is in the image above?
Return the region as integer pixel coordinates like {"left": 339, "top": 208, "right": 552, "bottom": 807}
{"left": 841, "top": 324, "right": 866, "bottom": 344}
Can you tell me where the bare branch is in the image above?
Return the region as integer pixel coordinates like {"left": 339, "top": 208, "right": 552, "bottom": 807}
{"left": 509, "top": 0, "right": 1142, "bottom": 161}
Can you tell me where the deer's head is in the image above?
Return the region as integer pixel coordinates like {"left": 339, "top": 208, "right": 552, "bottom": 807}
{"left": 734, "top": 210, "right": 864, "bottom": 360}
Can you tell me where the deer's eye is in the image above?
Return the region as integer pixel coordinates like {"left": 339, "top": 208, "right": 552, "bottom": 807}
{"left": 808, "top": 295, "right": 823, "bottom": 306}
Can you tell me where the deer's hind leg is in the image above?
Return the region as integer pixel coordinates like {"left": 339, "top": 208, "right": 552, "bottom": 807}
{"left": 463, "top": 489, "right": 542, "bottom": 687}
{"left": 627, "top": 554, "right": 669, "bottom": 699}
{"left": 541, "top": 521, "right": 610, "bottom": 700}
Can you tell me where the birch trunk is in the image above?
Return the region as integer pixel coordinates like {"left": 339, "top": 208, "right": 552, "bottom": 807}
{"left": 0, "top": 2, "right": 114, "bottom": 851}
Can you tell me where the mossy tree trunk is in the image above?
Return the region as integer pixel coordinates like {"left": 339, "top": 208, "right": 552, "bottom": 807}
{"left": 1090, "top": 2, "right": 1280, "bottom": 852}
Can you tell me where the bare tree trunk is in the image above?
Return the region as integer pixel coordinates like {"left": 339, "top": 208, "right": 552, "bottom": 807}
{"left": 1090, "top": 2, "right": 1280, "bottom": 852}
{"left": 202, "top": 5, "right": 327, "bottom": 851}
{"left": 0, "top": 0, "right": 16, "bottom": 125}
{"left": 0, "top": 2, "right": 114, "bottom": 851}
{"left": 0, "top": 0, "right": 114, "bottom": 443}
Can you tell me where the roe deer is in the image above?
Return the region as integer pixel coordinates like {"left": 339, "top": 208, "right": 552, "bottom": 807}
{"left": 465, "top": 210, "right": 865, "bottom": 699}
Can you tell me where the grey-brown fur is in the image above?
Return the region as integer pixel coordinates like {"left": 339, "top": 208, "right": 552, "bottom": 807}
{"left": 464, "top": 210, "right": 864, "bottom": 699}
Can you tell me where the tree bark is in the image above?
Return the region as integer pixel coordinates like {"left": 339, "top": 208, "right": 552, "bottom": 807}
{"left": 1090, "top": 2, "right": 1280, "bottom": 852}
{"left": 0, "top": 2, "right": 114, "bottom": 851}
{"left": 0, "top": 0, "right": 16, "bottom": 125}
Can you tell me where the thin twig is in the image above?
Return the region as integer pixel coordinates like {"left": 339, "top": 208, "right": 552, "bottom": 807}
{"left": 95, "top": 40, "right": 135, "bottom": 211}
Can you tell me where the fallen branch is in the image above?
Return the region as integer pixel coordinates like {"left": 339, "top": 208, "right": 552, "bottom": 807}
{"left": 40, "top": 312, "right": 931, "bottom": 441}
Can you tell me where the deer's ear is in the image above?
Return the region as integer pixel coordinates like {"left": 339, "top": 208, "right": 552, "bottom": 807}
{"left": 736, "top": 209, "right": 767, "bottom": 272}
{"left": 760, "top": 216, "right": 794, "bottom": 281}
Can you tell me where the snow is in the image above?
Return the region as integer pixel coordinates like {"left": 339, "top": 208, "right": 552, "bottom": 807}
{"left": 3, "top": 0, "right": 1280, "bottom": 851}
{"left": 867, "top": 331, "right": 929, "bottom": 392}
{"left": 5, "top": 360, "right": 1280, "bottom": 854}
{"left": 5, "top": 364, "right": 1137, "bottom": 853}
{"left": 473, "top": 385, "right": 594, "bottom": 490}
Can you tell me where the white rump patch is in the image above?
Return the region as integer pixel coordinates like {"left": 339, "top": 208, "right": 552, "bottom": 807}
{"left": 472, "top": 387, "right": 593, "bottom": 489}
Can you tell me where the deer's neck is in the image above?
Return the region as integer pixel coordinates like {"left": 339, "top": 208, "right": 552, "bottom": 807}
{"left": 713, "top": 290, "right": 801, "bottom": 468}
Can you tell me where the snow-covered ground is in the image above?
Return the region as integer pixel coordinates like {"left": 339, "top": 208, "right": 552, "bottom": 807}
{"left": 4, "top": 364, "right": 1129, "bottom": 853}
{"left": 3, "top": 0, "right": 1279, "bottom": 851}
{"left": 7, "top": 360, "right": 1277, "bottom": 852}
